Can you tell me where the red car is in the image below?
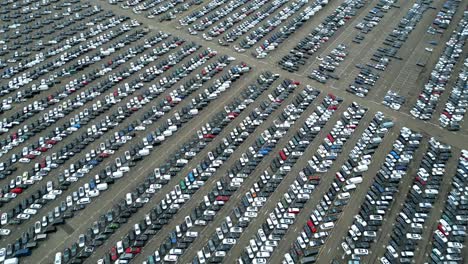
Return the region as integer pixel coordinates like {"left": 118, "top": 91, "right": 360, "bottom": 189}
{"left": 437, "top": 224, "right": 449, "bottom": 236}
{"left": 308, "top": 176, "right": 320, "bottom": 181}
{"left": 110, "top": 247, "right": 119, "bottom": 261}
{"left": 11, "top": 187, "right": 23, "bottom": 194}
{"left": 203, "top": 134, "right": 216, "bottom": 139}
{"left": 125, "top": 247, "right": 141, "bottom": 254}
{"left": 36, "top": 147, "right": 48, "bottom": 152}
{"left": 46, "top": 139, "right": 58, "bottom": 145}
{"left": 99, "top": 152, "right": 110, "bottom": 158}
{"left": 216, "top": 196, "right": 230, "bottom": 202}
{"left": 279, "top": 150, "right": 287, "bottom": 161}
{"left": 25, "top": 154, "right": 36, "bottom": 159}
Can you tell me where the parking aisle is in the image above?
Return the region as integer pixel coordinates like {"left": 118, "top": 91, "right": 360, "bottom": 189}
{"left": 0, "top": 29, "right": 159, "bottom": 164}
{"left": 420, "top": 152, "right": 468, "bottom": 264}
{"left": 83, "top": 73, "right": 294, "bottom": 263}
{"left": 267, "top": 111, "right": 375, "bottom": 263}
{"left": 369, "top": 0, "right": 448, "bottom": 101}
{"left": 315, "top": 128, "right": 400, "bottom": 263}
{"left": 0, "top": 45, "right": 224, "bottom": 244}
{"left": 429, "top": 48, "right": 468, "bottom": 125}
{"left": 23, "top": 60, "right": 257, "bottom": 263}
{"left": 213, "top": 95, "right": 347, "bottom": 261}
{"left": 259, "top": 0, "right": 369, "bottom": 63}
{"left": 399, "top": 9, "right": 463, "bottom": 114}
{"left": 364, "top": 136, "right": 430, "bottom": 263}
{"left": 0, "top": 36, "right": 194, "bottom": 203}
{"left": 0, "top": 34, "right": 191, "bottom": 186}
{"left": 412, "top": 149, "right": 461, "bottom": 264}
{"left": 140, "top": 84, "right": 327, "bottom": 263}
{"left": 309, "top": 0, "right": 417, "bottom": 81}
{"left": 97, "top": 0, "right": 468, "bottom": 150}
{"left": 0, "top": 6, "right": 124, "bottom": 116}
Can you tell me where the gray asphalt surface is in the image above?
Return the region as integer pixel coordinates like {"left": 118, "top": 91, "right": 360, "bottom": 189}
{"left": 0, "top": 0, "right": 466, "bottom": 263}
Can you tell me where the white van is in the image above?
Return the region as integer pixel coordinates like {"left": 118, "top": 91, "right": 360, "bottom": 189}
{"left": 111, "top": 170, "right": 123, "bottom": 179}
{"left": 96, "top": 183, "right": 108, "bottom": 191}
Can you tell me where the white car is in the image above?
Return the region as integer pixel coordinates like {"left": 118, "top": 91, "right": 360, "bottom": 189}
{"left": 77, "top": 197, "right": 91, "bottom": 205}
{"left": 341, "top": 242, "right": 351, "bottom": 255}
{"left": 0, "top": 248, "right": 5, "bottom": 262}
{"left": 0, "top": 229, "right": 11, "bottom": 236}
{"left": 387, "top": 245, "right": 398, "bottom": 258}
{"left": 17, "top": 213, "right": 31, "bottom": 220}
{"left": 87, "top": 189, "right": 100, "bottom": 197}
{"left": 24, "top": 208, "right": 37, "bottom": 215}
{"left": 1, "top": 213, "right": 8, "bottom": 225}
{"left": 447, "top": 242, "right": 464, "bottom": 249}
{"left": 354, "top": 248, "right": 369, "bottom": 255}
{"left": 19, "top": 158, "right": 31, "bottom": 163}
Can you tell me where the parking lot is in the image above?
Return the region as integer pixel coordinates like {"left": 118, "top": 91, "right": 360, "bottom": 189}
{"left": 0, "top": 0, "right": 467, "bottom": 264}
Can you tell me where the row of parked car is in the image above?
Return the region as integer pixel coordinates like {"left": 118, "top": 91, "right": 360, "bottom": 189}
{"left": 438, "top": 58, "right": 467, "bottom": 131}
{"left": 94, "top": 72, "right": 286, "bottom": 264}
{"left": 282, "top": 111, "right": 392, "bottom": 264}
{"left": 348, "top": 0, "right": 432, "bottom": 98}
{"left": 338, "top": 126, "right": 421, "bottom": 262}
{"left": 380, "top": 137, "right": 452, "bottom": 263}
{"left": 427, "top": 0, "right": 461, "bottom": 34}
{"left": 0, "top": 39, "right": 207, "bottom": 210}
{"left": 144, "top": 84, "right": 324, "bottom": 264}
{"left": 382, "top": 90, "right": 405, "bottom": 111}
{"left": 97, "top": 76, "right": 305, "bottom": 263}
{"left": 0, "top": 30, "right": 172, "bottom": 168}
{"left": 123, "top": 0, "right": 199, "bottom": 18}
{"left": 188, "top": 0, "right": 253, "bottom": 33}
{"left": 0, "top": 0, "right": 101, "bottom": 71}
{"left": 353, "top": 0, "right": 397, "bottom": 41}
{"left": 184, "top": 93, "right": 341, "bottom": 264}
{"left": 179, "top": 0, "right": 227, "bottom": 26}
{"left": 411, "top": 13, "right": 467, "bottom": 121}
{"left": 205, "top": 0, "right": 282, "bottom": 44}
{"left": 0, "top": 34, "right": 252, "bottom": 260}
{"left": 1, "top": 3, "right": 130, "bottom": 101}
{"left": 427, "top": 150, "right": 467, "bottom": 264}
{"left": 249, "top": 0, "right": 328, "bottom": 59}
{"left": 308, "top": 44, "right": 347, "bottom": 83}
{"left": 0, "top": 15, "right": 145, "bottom": 148}
{"left": 279, "top": 0, "right": 366, "bottom": 72}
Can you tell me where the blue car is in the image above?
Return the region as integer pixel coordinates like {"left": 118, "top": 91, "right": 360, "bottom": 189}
{"left": 88, "top": 159, "right": 99, "bottom": 166}
{"left": 170, "top": 231, "right": 177, "bottom": 244}
{"left": 188, "top": 172, "right": 195, "bottom": 183}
